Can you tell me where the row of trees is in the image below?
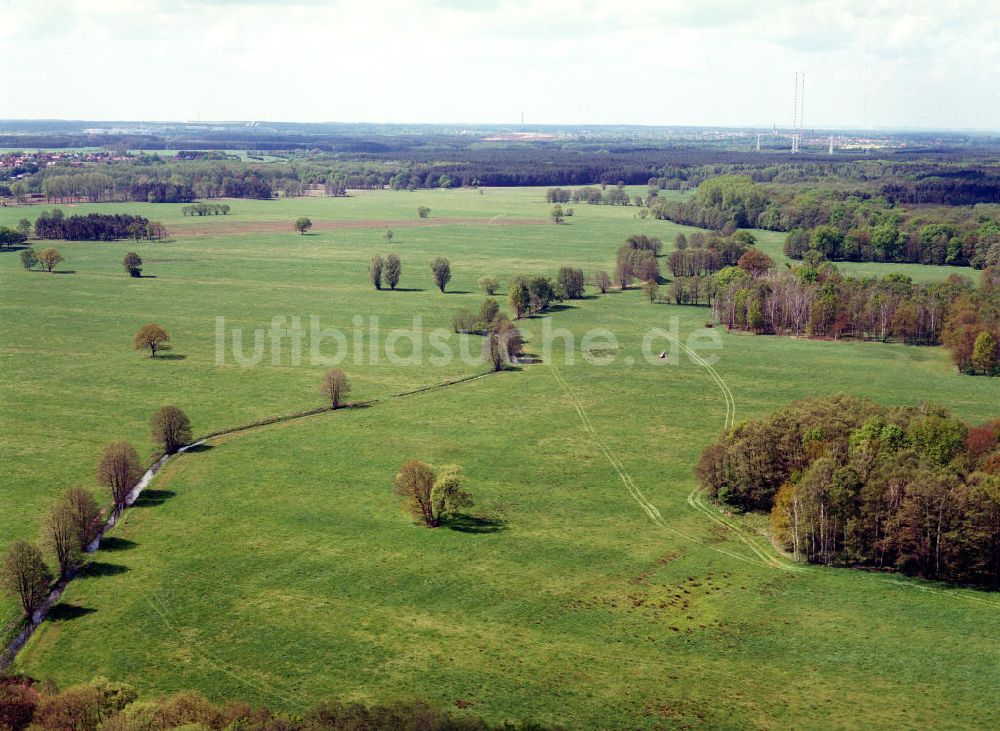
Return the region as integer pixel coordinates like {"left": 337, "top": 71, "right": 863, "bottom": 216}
{"left": 1, "top": 407, "right": 192, "bottom": 618}
{"left": 545, "top": 185, "right": 631, "bottom": 206}
{"left": 15, "top": 162, "right": 272, "bottom": 203}
{"left": 181, "top": 203, "right": 230, "bottom": 216}
{"left": 783, "top": 212, "right": 1000, "bottom": 269}
{"left": 649, "top": 174, "right": 1000, "bottom": 269}
{"left": 711, "top": 260, "right": 1000, "bottom": 374}
{"left": 696, "top": 395, "right": 1000, "bottom": 586}
{"left": 33, "top": 210, "right": 166, "bottom": 242}
{"left": 20, "top": 247, "right": 63, "bottom": 272}
{"left": 368, "top": 254, "right": 402, "bottom": 290}
{"left": 0, "top": 221, "right": 29, "bottom": 246}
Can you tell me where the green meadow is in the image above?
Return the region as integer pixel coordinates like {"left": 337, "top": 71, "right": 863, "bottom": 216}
{"left": 2, "top": 188, "right": 998, "bottom": 729}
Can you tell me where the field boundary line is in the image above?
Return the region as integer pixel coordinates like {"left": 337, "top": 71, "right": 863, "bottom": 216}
{"left": 1, "top": 369, "right": 499, "bottom": 670}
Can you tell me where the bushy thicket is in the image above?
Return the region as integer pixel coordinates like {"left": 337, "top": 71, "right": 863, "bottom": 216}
{"left": 696, "top": 395, "right": 1000, "bottom": 586}
{"left": 0, "top": 675, "right": 555, "bottom": 731}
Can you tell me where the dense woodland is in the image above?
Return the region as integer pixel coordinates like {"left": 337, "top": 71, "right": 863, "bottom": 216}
{"left": 650, "top": 175, "right": 1000, "bottom": 269}
{"left": 696, "top": 395, "right": 1000, "bottom": 587}
{"left": 32, "top": 210, "right": 166, "bottom": 242}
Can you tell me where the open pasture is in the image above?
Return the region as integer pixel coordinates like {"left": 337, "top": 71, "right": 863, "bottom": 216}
{"left": 2, "top": 188, "right": 998, "bottom": 729}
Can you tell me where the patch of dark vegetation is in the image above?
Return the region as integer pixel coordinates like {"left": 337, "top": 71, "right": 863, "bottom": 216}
{"left": 698, "top": 394, "right": 1000, "bottom": 587}
{"left": 0, "top": 675, "right": 559, "bottom": 731}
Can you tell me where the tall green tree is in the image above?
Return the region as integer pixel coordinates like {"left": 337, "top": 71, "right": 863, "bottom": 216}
{"left": 430, "top": 257, "right": 451, "bottom": 293}
{"left": 369, "top": 255, "right": 384, "bottom": 290}
{"left": 385, "top": 253, "right": 402, "bottom": 290}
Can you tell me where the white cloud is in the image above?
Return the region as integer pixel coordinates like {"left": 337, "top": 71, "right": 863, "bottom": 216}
{"left": 1, "top": 0, "right": 997, "bottom": 128}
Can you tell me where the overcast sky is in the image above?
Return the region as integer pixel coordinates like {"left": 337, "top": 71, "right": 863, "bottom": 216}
{"left": 2, "top": 0, "right": 997, "bottom": 130}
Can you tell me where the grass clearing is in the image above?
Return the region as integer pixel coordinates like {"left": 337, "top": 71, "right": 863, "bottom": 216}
{"left": 2, "top": 188, "right": 997, "bottom": 728}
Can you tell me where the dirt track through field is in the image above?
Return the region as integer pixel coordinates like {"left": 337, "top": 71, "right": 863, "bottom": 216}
{"left": 172, "top": 217, "right": 546, "bottom": 236}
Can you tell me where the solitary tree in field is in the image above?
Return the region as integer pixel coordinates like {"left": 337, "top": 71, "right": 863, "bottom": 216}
{"left": 123, "top": 252, "right": 143, "bottom": 278}
{"left": 551, "top": 205, "right": 564, "bottom": 224}
{"left": 417, "top": 206, "right": 431, "bottom": 219}
{"left": 370, "top": 255, "right": 384, "bottom": 290}
{"left": 38, "top": 248, "right": 64, "bottom": 273}
{"left": 97, "top": 441, "right": 143, "bottom": 514}
{"left": 63, "top": 486, "right": 102, "bottom": 551}
{"left": 152, "top": 406, "right": 192, "bottom": 454}
{"left": 319, "top": 369, "right": 351, "bottom": 409}
{"left": 478, "top": 276, "right": 499, "bottom": 296}
{"left": 294, "top": 217, "right": 313, "bottom": 235}
{"left": 1, "top": 541, "right": 52, "bottom": 617}
{"left": 430, "top": 257, "right": 451, "bottom": 293}
{"left": 394, "top": 460, "right": 472, "bottom": 528}
{"left": 134, "top": 323, "right": 170, "bottom": 358}
{"left": 385, "top": 253, "right": 402, "bottom": 290}
{"left": 42, "top": 498, "right": 82, "bottom": 578}
{"left": 594, "top": 270, "right": 611, "bottom": 294}
{"left": 383, "top": 228, "right": 395, "bottom": 243}
{"left": 20, "top": 248, "right": 38, "bottom": 271}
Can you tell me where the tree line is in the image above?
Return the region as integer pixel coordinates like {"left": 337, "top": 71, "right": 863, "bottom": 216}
{"left": 32, "top": 210, "right": 166, "bottom": 242}
{"left": 1, "top": 407, "right": 192, "bottom": 620}
{"left": 711, "top": 259, "right": 1000, "bottom": 374}
{"left": 648, "top": 174, "right": 1000, "bottom": 269}
{"left": 696, "top": 394, "right": 1000, "bottom": 587}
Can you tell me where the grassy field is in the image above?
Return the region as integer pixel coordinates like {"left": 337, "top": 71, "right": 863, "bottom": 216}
{"left": 2, "top": 188, "right": 998, "bottom": 729}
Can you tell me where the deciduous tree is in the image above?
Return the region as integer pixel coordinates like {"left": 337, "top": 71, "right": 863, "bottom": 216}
{"left": 594, "top": 270, "right": 611, "bottom": 294}
{"left": 63, "top": 486, "right": 102, "bottom": 551}
{"left": 319, "top": 369, "right": 350, "bottom": 409}
{"left": 1, "top": 541, "right": 52, "bottom": 617}
{"left": 42, "top": 499, "right": 82, "bottom": 578}
{"left": 478, "top": 276, "right": 499, "bottom": 295}
{"left": 123, "top": 252, "right": 142, "bottom": 278}
{"left": 557, "top": 267, "right": 585, "bottom": 299}
{"left": 134, "top": 323, "right": 170, "bottom": 358}
{"left": 369, "top": 255, "right": 384, "bottom": 290}
{"left": 151, "top": 406, "right": 192, "bottom": 454}
{"left": 294, "top": 217, "right": 313, "bottom": 235}
{"left": 38, "top": 248, "right": 63, "bottom": 273}
{"left": 509, "top": 279, "right": 530, "bottom": 319}
{"left": 97, "top": 442, "right": 143, "bottom": 513}
{"left": 394, "top": 460, "right": 472, "bottom": 527}
{"left": 972, "top": 331, "right": 998, "bottom": 375}
{"left": 430, "top": 257, "right": 451, "bottom": 293}
{"left": 385, "top": 253, "right": 401, "bottom": 290}
{"left": 20, "top": 248, "right": 38, "bottom": 271}
{"left": 643, "top": 279, "right": 660, "bottom": 303}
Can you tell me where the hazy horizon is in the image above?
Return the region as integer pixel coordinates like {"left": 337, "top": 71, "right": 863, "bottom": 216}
{"left": 2, "top": 0, "right": 999, "bottom": 131}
